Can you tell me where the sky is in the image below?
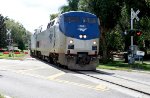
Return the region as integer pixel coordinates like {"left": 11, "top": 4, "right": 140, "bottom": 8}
{"left": 0, "top": 0, "right": 67, "bottom": 33}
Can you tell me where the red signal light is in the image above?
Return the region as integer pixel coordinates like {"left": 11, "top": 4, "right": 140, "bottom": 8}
{"left": 136, "top": 31, "right": 142, "bottom": 36}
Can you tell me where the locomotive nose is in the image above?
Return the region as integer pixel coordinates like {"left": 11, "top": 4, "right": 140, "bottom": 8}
{"left": 66, "top": 38, "right": 99, "bottom": 56}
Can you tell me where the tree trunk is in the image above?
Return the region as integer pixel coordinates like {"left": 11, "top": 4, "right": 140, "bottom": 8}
{"left": 98, "top": 19, "right": 108, "bottom": 63}
{"left": 101, "top": 28, "right": 108, "bottom": 62}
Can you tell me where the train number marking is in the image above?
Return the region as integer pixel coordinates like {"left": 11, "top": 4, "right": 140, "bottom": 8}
{"left": 77, "top": 25, "right": 87, "bottom": 32}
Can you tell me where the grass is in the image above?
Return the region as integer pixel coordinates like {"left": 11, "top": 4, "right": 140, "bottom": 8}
{"left": 0, "top": 52, "right": 26, "bottom": 60}
{"left": 147, "top": 51, "right": 150, "bottom": 54}
{"left": 0, "top": 94, "right": 5, "bottom": 98}
{"left": 97, "top": 60, "right": 150, "bottom": 71}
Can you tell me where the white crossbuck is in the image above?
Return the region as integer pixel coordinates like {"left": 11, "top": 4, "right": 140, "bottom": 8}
{"left": 131, "top": 8, "right": 140, "bottom": 21}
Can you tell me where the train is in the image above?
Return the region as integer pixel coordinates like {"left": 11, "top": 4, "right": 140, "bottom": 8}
{"left": 30, "top": 11, "right": 100, "bottom": 70}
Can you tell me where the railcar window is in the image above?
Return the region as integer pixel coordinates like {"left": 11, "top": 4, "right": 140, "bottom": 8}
{"left": 36, "top": 41, "right": 40, "bottom": 48}
{"left": 83, "top": 18, "right": 97, "bottom": 23}
{"left": 65, "top": 17, "right": 80, "bottom": 22}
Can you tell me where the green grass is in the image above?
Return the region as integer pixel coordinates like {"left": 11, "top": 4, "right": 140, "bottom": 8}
{"left": 147, "top": 51, "right": 150, "bottom": 54}
{"left": 0, "top": 53, "right": 9, "bottom": 59}
{"left": 0, "top": 94, "right": 5, "bottom": 98}
{"left": 0, "top": 52, "right": 3, "bottom": 56}
{"left": 0, "top": 52, "right": 26, "bottom": 60}
{"left": 97, "top": 61, "right": 150, "bottom": 71}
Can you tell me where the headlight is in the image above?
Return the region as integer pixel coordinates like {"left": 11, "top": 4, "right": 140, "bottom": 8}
{"left": 83, "top": 35, "right": 87, "bottom": 38}
{"left": 93, "top": 41, "right": 96, "bottom": 45}
{"left": 69, "top": 40, "right": 73, "bottom": 44}
{"left": 79, "top": 35, "right": 83, "bottom": 38}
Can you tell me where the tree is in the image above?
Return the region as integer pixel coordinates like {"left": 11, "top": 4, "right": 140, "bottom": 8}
{"left": 0, "top": 14, "right": 7, "bottom": 48}
{"left": 79, "top": 0, "right": 124, "bottom": 62}
{"left": 78, "top": 0, "right": 150, "bottom": 61}
{"left": 59, "top": 0, "right": 79, "bottom": 13}
{"left": 5, "top": 18, "right": 31, "bottom": 50}
{"left": 59, "top": 0, "right": 150, "bottom": 62}
{"left": 50, "top": 13, "right": 58, "bottom": 20}
{"left": 18, "top": 40, "right": 25, "bottom": 50}
{"left": 119, "top": 0, "right": 150, "bottom": 53}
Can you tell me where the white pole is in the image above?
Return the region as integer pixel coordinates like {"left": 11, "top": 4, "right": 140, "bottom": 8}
{"left": 130, "top": 8, "right": 134, "bottom": 64}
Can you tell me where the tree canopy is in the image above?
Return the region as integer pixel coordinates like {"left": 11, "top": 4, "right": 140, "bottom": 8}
{"left": 59, "top": 0, "right": 79, "bottom": 13}
{"left": 0, "top": 14, "right": 31, "bottom": 50}
{"left": 0, "top": 14, "right": 7, "bottom": 48}
{"left": 5, "top": 18, "right": 31, "bottom": 50}
{"left": 59, "top": 0, "right": 150, "bottom": 62}
{"left": 50, "top": 13, "right": 59, "bottom": 20}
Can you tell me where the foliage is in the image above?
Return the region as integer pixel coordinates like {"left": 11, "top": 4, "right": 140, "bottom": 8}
{"left": 124, "top": 0, "right": 150, "bottom": 17}
{"left": 78, "top": 0, "right": 89, "bottom": 11}
{"left": 0, "top": 52, "right": 26, "bottom": 59}
{"left": 79, "top": 0, "right": 123, "bottom": 29}
{"left": 0, "top": 14, "right": 7, "bottom": 48}
{"left": 59, "top": 0, "right": 79, "bottom": 13}
{"left": 60, "top": 0, "right": 124, "bottom": 61}
{"left": 60, "top": 0, "right": 150, "bottom": 62}
{"left": 50, "top": 13, "right": 58, "bottom": 20}
{"left": 5, "top": 18, "right": 31, "bottom": 50}
{"left": 98, "top": 61, "right": 150, "bottom": 71}
{"left": 119, "top": 1, "right": 150, "bottom": 51}
{"left": 106, "top": 31, "right": 124, "bottom": 51}
{"left": 78, "top": 0, "right": 124, "bottom": 62}
{"left": 0, "top": 94, "right": 5, "bottom": 98}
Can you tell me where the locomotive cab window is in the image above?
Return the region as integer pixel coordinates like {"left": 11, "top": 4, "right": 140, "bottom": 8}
{"left": 83, "top": 18, "right": 97, "bottom": 23}
{"left": 64, "top": 17, "right": 80, "bottom": 22}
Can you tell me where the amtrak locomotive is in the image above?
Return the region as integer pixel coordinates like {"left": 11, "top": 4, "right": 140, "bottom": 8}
{"left": 31, "top": 11, "right": 100, "bottom": 70}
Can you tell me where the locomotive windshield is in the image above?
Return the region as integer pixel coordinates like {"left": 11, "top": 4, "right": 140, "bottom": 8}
{"left": 83, "top": 18, "right": 97, "bottom": 23}
{"left": 64, "top": 17, "right": 80, "bottom": 22}
{"left": 64, "top": 17, "right": 97, "bottom": 24}
{"left": 59, "top": 11, "right": 100, "bottom": 40}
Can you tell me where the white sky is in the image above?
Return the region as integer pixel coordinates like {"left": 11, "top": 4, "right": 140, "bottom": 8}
{"left": 0, "top": 0, "right": 67, "bottom": 33}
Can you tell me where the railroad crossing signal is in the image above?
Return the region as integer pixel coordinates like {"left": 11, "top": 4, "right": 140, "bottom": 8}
{"left": 136, "top": 30, "right": 142, "bottom": 36}
{"left": 128, "top": 29, "right": 142, "bottom": 36}
{"left": 131, "top": 8, "right": 140, "bottom": 21}
{"left": 130, "top": 8, "right": 140, "bottom": 64}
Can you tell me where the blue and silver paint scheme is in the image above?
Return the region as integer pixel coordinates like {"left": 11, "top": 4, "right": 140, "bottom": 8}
{"left": 31, "top": 11, "right": 100, "bottom": 70}
{"left": 59, "top": 11, "right": 100, "bottom": 40}
{"left": 59, "top": 11, "right": 100, "bottom": 55}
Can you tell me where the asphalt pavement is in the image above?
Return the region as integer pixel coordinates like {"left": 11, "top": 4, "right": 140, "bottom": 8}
{"left": 0, "top": 57, "right": 148, "bottom": 98}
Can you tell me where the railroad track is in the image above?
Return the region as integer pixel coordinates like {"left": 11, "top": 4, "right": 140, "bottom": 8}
{"left": 74, "top": 70, "right": 150, "bottom": 96}
{"left": 30, "top": 57, "right": 150, "bottom": 96}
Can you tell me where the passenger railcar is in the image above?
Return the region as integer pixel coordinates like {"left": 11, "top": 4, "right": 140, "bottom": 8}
{"left": 30, "top": 11, "right": 100, "bottom": 70}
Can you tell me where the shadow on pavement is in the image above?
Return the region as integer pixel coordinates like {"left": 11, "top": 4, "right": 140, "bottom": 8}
{"left": 29, "top": 55, "right": 115, "bottom": 76}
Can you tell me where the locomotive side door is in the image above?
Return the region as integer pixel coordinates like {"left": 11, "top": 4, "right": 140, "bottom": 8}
{"left": 53, "top": 26, "right": 56, "bottom": 48}
{"left": 48, "top": 26, "right": 56, "bottom": 49}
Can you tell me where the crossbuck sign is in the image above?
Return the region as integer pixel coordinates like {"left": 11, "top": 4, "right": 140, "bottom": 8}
{"left": 131, "top": 8, "right": 140, "bottom": 21}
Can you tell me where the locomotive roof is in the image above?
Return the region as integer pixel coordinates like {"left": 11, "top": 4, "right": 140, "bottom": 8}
{"left": 60, "top": 11, "right": 97, "bottom": 17}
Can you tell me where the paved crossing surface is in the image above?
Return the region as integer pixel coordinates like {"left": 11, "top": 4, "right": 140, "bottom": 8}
{"left": 0, "top": 58, "right": 146, "bottom": 98}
